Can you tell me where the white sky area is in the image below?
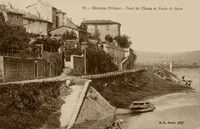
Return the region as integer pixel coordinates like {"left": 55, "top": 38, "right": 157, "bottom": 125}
{"left": 0, "top": 0, "right": 200, "bottom": 52}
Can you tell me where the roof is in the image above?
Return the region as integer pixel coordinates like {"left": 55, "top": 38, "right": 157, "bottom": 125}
{"left": 0, "top": 5, "right": 24, "bottom": 15}
{"left": 23, "top": 13, "right": 50, "bottom": 23}
{"left": 66, "top": 17, "right": 77, "bottom": 29}
{"left": 1, "top": 5, "right": 51, "bottom": 23}
{"left": 56, "top": 10, "right": 66, "bottom": 14}
{"left": 49, "top": 25, "right": 89, "bottom": 34}
{"left": 82, "top": 20, "right": 121, "bottom": 25}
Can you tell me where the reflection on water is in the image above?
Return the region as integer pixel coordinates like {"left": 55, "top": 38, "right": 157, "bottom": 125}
{"left": 117, "top": 68, "right": 200, "bottom": 129}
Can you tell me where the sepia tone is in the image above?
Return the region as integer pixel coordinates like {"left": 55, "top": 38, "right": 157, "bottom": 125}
{"left": 0, "top": 0, "right": 199, "bottom": 129}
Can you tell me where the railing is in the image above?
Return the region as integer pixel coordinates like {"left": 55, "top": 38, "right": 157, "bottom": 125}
{"left": 81, "top": 68, "right": 144, "bottom": 79}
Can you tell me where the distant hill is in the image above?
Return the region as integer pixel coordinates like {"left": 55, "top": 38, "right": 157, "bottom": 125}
{"left": 135, "top": 50, "right": 200, "bottom": 66}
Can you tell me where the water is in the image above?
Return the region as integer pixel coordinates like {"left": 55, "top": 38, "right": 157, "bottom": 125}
{"left": 117, "top": 68, "right": 200, "bottom": 129}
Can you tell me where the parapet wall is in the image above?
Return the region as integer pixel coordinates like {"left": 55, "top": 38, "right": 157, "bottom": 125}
{"left": 71, "top": 87, "right": 116, "bottom": 129}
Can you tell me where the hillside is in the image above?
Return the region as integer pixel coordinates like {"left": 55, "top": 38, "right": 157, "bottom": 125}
{"left": 135, "top": 50, "right": 200, "bottom": 66}
{"left": 90, "top": 68, "right": 193, "bottom": 108}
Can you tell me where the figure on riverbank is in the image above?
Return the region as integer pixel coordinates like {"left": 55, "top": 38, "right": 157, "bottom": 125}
{"left": 106, "top": 119, "right": 123, "bottom": 129}
{"left": 182, "top": 76, "right": 192, "bottom": 86}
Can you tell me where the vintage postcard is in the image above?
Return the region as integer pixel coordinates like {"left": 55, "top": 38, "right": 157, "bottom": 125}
{"left": 0, "top": 0, "right": 199, "bottom": 129}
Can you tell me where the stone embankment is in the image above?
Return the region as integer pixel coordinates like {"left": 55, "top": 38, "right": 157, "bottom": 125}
{"left": 0, "top": 76, "right": 116, "bottom": 129}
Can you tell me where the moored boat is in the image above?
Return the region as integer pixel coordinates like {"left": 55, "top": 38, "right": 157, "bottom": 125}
{"left": 129, "top": 101, "right": 156, "bottom": 113}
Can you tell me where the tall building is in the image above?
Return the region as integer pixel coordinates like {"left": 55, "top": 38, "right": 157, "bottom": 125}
{"left": 52, "top": 7, "right": 57, "bottom": 29}
{"left": 82, "top": 20, "right": 121, "bottom": 42}
{"left": 56, "top": 10, "right": 66, "bottom": 27}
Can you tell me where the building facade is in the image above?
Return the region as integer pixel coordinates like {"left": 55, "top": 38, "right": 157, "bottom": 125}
{"left": 82, "top": 20, "right": 121, "bottom": 42}
{"left": 56, "top": 10, "right": 67, "bottom": 27}
{"left": 23, "top": 13, "right": 49, "bottom": 35}
{"left": 52, "top": 7, "right": 57, "bottom": 29}
{"left": 100, "top": 41, "right": 127, "bottom": 67}
{"left": 0, "top": 4, "right": 23, "bottom": 26}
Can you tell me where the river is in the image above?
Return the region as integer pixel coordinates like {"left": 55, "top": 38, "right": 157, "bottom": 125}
{"left": 117, "top": 68, "right": 200, "bottom": 129}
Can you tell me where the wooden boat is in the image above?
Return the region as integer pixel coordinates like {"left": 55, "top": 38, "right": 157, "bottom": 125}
{"left": 129, "top": 101, "right": 156, "bottom": 113}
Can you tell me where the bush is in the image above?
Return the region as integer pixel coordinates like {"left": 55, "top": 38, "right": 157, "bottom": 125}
{"left": 0, "top": 81, "right": 67, "bottom": 129}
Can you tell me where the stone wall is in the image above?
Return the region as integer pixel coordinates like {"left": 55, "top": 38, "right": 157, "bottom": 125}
{"left": 71, "top": 87, "right": 116, "bottom": 129}
{"left": 3, "top": 57, "right": 45, "bottom": 82}
{"left": 44, "top": 53, "right": 63, "bottom": 78}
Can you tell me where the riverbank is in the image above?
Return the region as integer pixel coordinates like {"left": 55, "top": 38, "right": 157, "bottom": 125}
{"left": 90, "top": 68, "right": 193, "bottom": 108}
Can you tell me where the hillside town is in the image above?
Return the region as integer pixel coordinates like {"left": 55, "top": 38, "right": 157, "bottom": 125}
{"left": 0, "top": 1, "right": 137, "bottom": 82}
{"left": 0, "top": 1, "right": 199, "bottom": 129}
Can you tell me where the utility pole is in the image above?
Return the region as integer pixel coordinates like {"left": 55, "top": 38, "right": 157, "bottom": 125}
{"left": 82, "top": 42, "right": 87, "bottom": 75}
{"left": 84, "top": 47, "right": 87, "bottom": 75}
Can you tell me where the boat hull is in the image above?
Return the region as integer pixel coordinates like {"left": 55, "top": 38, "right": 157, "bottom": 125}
{"left": 131, "top": 106, "right": 156, "bottom": 113}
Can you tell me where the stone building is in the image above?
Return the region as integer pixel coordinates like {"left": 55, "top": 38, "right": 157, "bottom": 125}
{"left": 23, "top": 13, "right": 50, "bottom": 35}
{"left": 82, "top": 20, "right": 121, "bottom": 42}
{"left": 0, "top": 4, "right": 24, "bottom": 26}
{"left": 100, "top": 41, "right": 127, "bottom": 67}
{"left": 52, "top": 7, "right": 57, "bottom": 28}
{"left": 56, "top": 10, "right": 67, "bottom": 27}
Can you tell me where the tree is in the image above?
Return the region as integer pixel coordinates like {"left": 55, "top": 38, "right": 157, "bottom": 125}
{"left": 114, "top": 35, "right": 132, "bottom": 48}
{"left": 33, "top": 38, "right": 62, "bottom": 52}
{"left": 0, "top": 12, "right": 5, "bottom": 24}
{"left": 86, "top": 42, "right": 118, "bottom": 74}
{"left": 88, "top": 29, "right": 100, "bottom": 41}
{"left": 105, "top": 34, "right": 113, "bottom": 42}
{"left": 78, "top": 23, "right": 87, "bottom": 31}
{"left": 0, "top": 12, "right": 31, "bottom": 57}
{"left": 62, "top": 30, "right": 77, "bottom": 40}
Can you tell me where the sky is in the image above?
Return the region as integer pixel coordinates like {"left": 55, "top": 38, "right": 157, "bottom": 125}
{"left": 1, "top": 0, "right": 200, "bottom": 52}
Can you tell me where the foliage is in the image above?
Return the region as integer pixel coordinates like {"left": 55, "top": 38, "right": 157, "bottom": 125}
{"left": 105, "top": 34, "right": 113, "bottom": 42}
{"left": 33, "top": 38, "right": 62, "bottom": 52}
{"left": 0, "top": 12, "right": 5, "bottom": 24}
{"left": 86, "top": 42, "right": 118, "bottom": 74}
{"left": 91, "top": 69, "right": 192, "bottom": 108}
{"left": 114, "top": 35, "right": 132, "bottom": 48}
{"left": 62, "top": 30, "right": 77, "bottom": 40}
{"left": 0, "top": 13, "right": 31, "bottom": 57}
{"left": 0, "top": 81, "right": 67, "bottom": 129}
{"left": 88, "top": 29, "right": 100, "bottom": 41}
{"left": 78, "top": 23, "right": 87, "bottom": 31}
